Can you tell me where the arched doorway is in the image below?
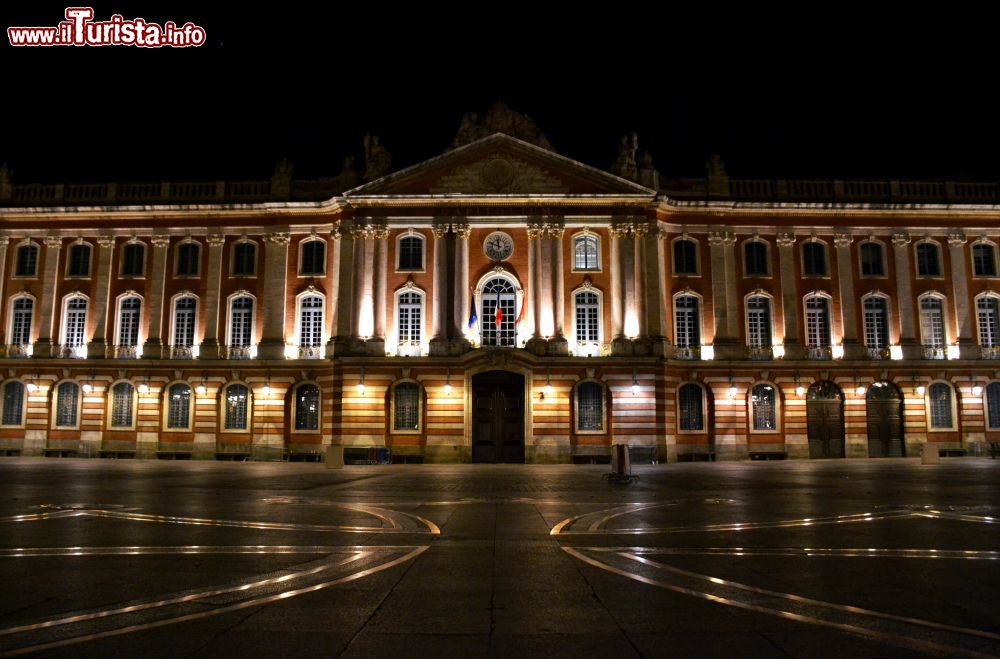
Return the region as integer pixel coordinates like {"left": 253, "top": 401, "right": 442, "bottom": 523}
{"left": 866, "top": 381, "right": 904, "bottom": 457}
{"left": 471, "top": 370, "right": 525, "bottom": 463}
{"left": 807, "top": 381, "right": 845, "bottom": 458}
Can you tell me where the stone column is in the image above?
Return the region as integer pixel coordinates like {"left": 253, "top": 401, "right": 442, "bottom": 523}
{"left": 257, "top": 232, "right": 290, "bottom": 359}
{"left": 198, "top": 234, "right": 226, "bottom": 359}
{"left": 834, "top": 233, "right": 861, "bottom": 359}
{"left": 633, "top": 223, "right": 648, "bottom": 339}
{"left": 655, "top": 229, "right": 673, "bottom": 352}
{"left": 526, "top": 222, "right": 545, "bottom": 352}
{"left": 350, "top": 225, "right": 368, "bottom": 341}
{"left": 892, "top": 233, "right": 918, "bottom": 358}
{"left": 549, "top": 223, "right": 568, "bottom": 354}
{"left": 33, "top": 236, "right": 63, "bottom": 358}
{"left": 948, "top": 233, "right": 975, "bottom": 358}
{"left": 452, "top": 223, "right": 472, "bottom": 352}
{"left": 369, "top": 225, "right": 389, "bottom": 354}
{"left": 609, "top": 224, "right": 626, "bottom": 341}
{"left": 776, "top": 232, "right": 801, "bottom": 360}
{"left": 611, "top": 222, "right": 636, "bottom": 355}
{"left": 326, "top": 224, "right": 342, "bottom": 357}
{"left": 428, "top": 222, "right": 450, "bottom": 355}
{"left": 87, "top": 237, "right": 116, "bottom": 358}
{"left": 141, "top": 236, "right": 171, "bottom": 359}
{"left": 0, "top": 237, "right": 9, "bottom": 350}
{"left": 707, "top": 230, "right": 740, "bottom": 359}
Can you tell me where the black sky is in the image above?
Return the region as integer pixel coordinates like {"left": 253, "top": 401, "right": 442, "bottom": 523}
{"left": 3, "top": 5, "right": 996, "bottom": 185}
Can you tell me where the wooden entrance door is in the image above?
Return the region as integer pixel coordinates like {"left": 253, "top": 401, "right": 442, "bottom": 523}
{"left": 807, "top": 381, "right": 845, "bottom": 458}
{"left": 471, "top": 370, "right": 525, "bottom": 463}
{"left": 866, "top": 382, "right": 904, "bottom": 457}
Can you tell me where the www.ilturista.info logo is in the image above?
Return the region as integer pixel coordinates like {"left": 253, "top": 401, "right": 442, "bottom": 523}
{"left": 7, "top": 7, "right": 206, "bottom": 47}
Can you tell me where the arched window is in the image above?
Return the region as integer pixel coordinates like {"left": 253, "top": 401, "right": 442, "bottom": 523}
{"left": 977, "top": 296, "right": 999, "bottom": 348}
{"left": 746, "top": 295, "right": 773, "bottom": 350}
{"left": 480, "top": 277, "right": 516, "bottom": 347}
{"left": 15, "top": 242, "right": 39, "bottom": 277}
{"left": 298, "top": 294, "right": 324, "bottom": 349}
{"left": 393, "top": 382, "right": 421, "bottom": 431}
{"left": 299, "top": 239, "right": 325, "bottom": 276}
{"left": 804, "top": 295, "right": 832, "bottom": 352}
{"left": 223, "top": 383, "right": 250, "bottom": 430}
{"left": 802, "top": 241, "right": 827, "bottom": 276}
{"left": 927, "top": 382, "right": 954, "bottom": 429}
{"left": 294, "top": 384, "right": 320, "bottom": 431}
{"left": 1, "top": 381, "right": 25, "bottom": 426}
{"left": 397, "top": 234, "right": 424, "bottom": 271}
{"left": 397, "top": 290, "right": 423, "bottom": 349}
{"left": 744, "top": 241, "right": 769, "bottom": 277}
{"left": 62, "top": 297, "right": 88, "bottom": 353}
{"left": 176, "top": 242, "right": 200, "bottom": 276}
{"left": 860, "top": 242, "right": 885, "bottom": 276}
{"left": 863, "top": 296, "right": 889, "bottom": 354}
{"left": 228, "top": 296, "right": 254, "bottom": 356}
{"left": 116, "top": 296, "right": 142, "bottom": 352}
{"left": 919, "top": 295, "right": 946, "bottom": 357}
{"left": 573, "top": 234, "right": 600, "bottom": 271}
{"left": 673, "top": 238, "right": 698, "bottom": 275}
{"left": 750, "top": 383, "right": 778, "bottom": 431}
{"left": 9, "top": 297, "right": 33, "bottom": 348}
{"left": 109, "top": 382, "right": 135, "bottom": 428}
{"left": 232, "top": 241, "right": 257, "bottom": 276}
{"left": 67, "top": 242, "right": 91, "bottom": 277}
{"left": 986, "top": 382, "right": 1000, "bottom": 430}
{"left": 121, "top": 242, "right": 145, "bottom": 277}
{"left": 674, "top": 295, "right": 700, "bottom": 356}
{"left": 172, "top": 296, "right": 197, "bottom": 356}
{"left": 916, "top": 241, "right": 941, "bottom": 277}
{"left": 575, "top": 381, "right": 604, "bottom": 432}
{"left": 166, "top": 383, "right": 192, "bottom": 429}
{"left": 54, "top": 381, "right": 79, "bottom": 428}
{"left": 574, "top": 290, "right": 600, "bottom": 344}
{"left": 973, "top": 242, "right": 998, "bottom": 277}
{"left": 677, "top": 383, "right": 704, "bottom": 431}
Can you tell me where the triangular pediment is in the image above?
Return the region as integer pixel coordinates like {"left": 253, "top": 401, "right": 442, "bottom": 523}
{"left": 344, "top": 133, "right": 655, "bottom": 198}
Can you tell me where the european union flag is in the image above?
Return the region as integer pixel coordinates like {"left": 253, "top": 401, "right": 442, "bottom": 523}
{"left": 468, "top": 298, "right": 477, "bottom": 328}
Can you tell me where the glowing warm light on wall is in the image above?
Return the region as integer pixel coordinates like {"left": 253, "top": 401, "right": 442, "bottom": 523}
{"left": 358, "top": 297, "right": 374, "bottom": 339}
{"left": 284, "top": 343, "right": 298, "bottom": 359}
{"left": 539, "top": 311, "right": 554, "bottom": 340}
{"left": 916, "top": 384, "right": 926, "bottom": 396}
{"left": 82, "top": 383, "right": 93, "bottom": 394}
{"left": 972, "top": 384, "right": 983, "bottom": 396}
{"left": 700, "top": 345, "right": 714, "bottom": 360}
{"left": 855, "top": 384, "right": 867, "bottom": 396}
{"left": 795, "top": 385, "right": 805, "bottom": 396}
{"left": 624, "top": 314, "right": 640, "bottom": 339}
{"left": 772, "top": 344, "right": 785, "bottom": 359}
{"left": 831, "top": 344, "right": 845, "bottom": 359}
{"left": 443, "top": 383, "right": 452, "bottom": 396}
{"left": 889, "top": 345, "right": 903, "bottom": 360}
{"left": 946, "top": 344, "right": 961, "bottom": 360}
{"left": 728, "top": 385, "right": 737, "bottom": 399}
{"left": 25, "top": 382, "right": 37, "bottom": 393}
{"left": 137, "top": 383, "right": 149, "bottom": 394}
{"left": 196, "top": 384, "right": 207, "bottom": 396}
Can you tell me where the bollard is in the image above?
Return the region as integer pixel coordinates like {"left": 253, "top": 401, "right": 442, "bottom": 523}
{"left": 921, "top": 442, "right": 940, "bottom": 465}
{"left": 325, "top": 445, "right": 344, "bottom": 469}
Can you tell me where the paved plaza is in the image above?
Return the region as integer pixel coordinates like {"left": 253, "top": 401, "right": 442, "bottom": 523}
{"left": 0, "top": 457, "right": 997, "bottom": 657}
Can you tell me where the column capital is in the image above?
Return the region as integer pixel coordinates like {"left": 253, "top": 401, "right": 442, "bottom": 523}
{"left": 707, "top": 230, "right": 735, "bottom": 246}
{"left": 331, "top": 221, "right": 342, "bottom": 240}
{"left": 656, "top": 229, "right": 670, "bottom": 241}
{"left": 150, "top": 235, "right": 171, "bottom": 248}
{"left": 546, "top": 225, "right": 565, "bottom": 239}
{"left": 266, "top": 232, "right": 290, "bottom": 245}
{"left": 527, "top": 223, "right": 545, "bottom": 239}
{"left": 0, "top": 236, "right": 9, "bottom": 247}
{"left": 452, "top": 223, "right": 471, "bottom": 239}
{"left": 947, "top": 232, "right": 968, "bottom": 246}
{"left": 371, "top": 225, "right": 391, "bottom": 240}
{"left": 43, "top": 236, "right": 63, "bottom": 249}
{"left": 350, "top": 226, "right": 367, "bottom": 240}
{"left": 206, "top": 233, "right": 226, "bottom": 247}
{"left": 632, "top": 223, "right": 649, "bottom": 238}
{"left": 891, "top": 232, "right": 911, "bottom": 247}
{"left": 431, "top": 222, "right": 450, "bottom": 238}
{"left": 833, "top": 233, "right": 854, "bottom": 248}
{"left": 776, "top": 232, "right": 796, "bottom": 248}
{"left": 97, "top": 236, "right": 116, "bottom": 248}
{"left": 609, "top": 223, "right": 632, "bottom": 238}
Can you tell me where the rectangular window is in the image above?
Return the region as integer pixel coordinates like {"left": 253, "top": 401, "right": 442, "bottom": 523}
{"left": 233, "top": 242, "right": 256, "bottom": 276}
{"left": 398, "top": 292, "right": 422, "bottom": 345}
{"left": 576, "top": 383, "right": 603, "bottom": 431}
{"left": 118, "top": 299, "right": 141, "bottom": 347}
{"left": 15, "top": 245, "right": 38, "bottom": 277}
{"left": 916, "top": 243, "right": 941, "bottom": 277}
{"left": 863, "top": 298, "right": 888, "bottom": 350}
{"left": 920, "top": 298, "right": 945, "bottom": 349}
{"left": 974, "top": 244, "right": 997, "bottom": 277}
{"left": 860, "top": 243, "right": 884, "bottom": 276}
{"left": 10, "top": 299, "right": 33, "bottom": 346}
{"left": 575, "top": 292, "right": 599, "bottom": 343}
{"left": 802, "top": 242, "right": 827, "bottom": 276}
{"left": 67, "top": 244, "right": 91, "bottom": 277}
{"left": 173, "top": 298, "right": 196, "bottom": 348}
{"left": 674, "top": 296, "right": 699, "bottom": 348}
{"left": 746, "top": 297, "right": 772, "bottom": 348}
{"left": 805, "top": 298, "right": 831, "bottom": 348}
{"left": 110, "top": 384, "right": 133, "bottom": 428}
{"left": 978, "top": 298, "right": 999, "bottom": 347}
{"left": 398, "top": 236, "right": 423, "bottom": 271}
{"left": 55, "top": 382, "right": 78, "bottom": 427}
{"left": 393, "top": 383, "right": 420, "bottom": 431}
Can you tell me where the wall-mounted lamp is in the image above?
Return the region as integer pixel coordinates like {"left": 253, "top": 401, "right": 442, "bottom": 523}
{"left": 196, "top": 372, "right": 208, "bottom": 396}
{"left": 794, "top": 372, "right": 804, "bottom": 397}
{"left": 914, "top": 374, "right": 925, "bottom": 397}
{"left": 631, "top": 369, "right": 640, "bottom": 396}
{"left": 25, "top": 376, "right": 37, "bottom": 393}
{"left": 137, "top": 373, "right": 149, "bottom": 394}
{"left": 356, "top": 367, "right": 366, "bottom": 395}
{"left": 728, "top": 372, "right": 737, "bottom": 399}
{"left": 972, "top": 373, "right": 983, "bottom": 397}
{"left": 855, "top": 377, "right": 866, "bottom": 396}
{"left": 443, "top": 368, "right": 452, "bottom": 396}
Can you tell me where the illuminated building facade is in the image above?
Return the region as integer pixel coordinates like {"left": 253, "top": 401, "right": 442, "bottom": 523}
{"left": 1, "top": 107, "right": 997, "bottom": 462}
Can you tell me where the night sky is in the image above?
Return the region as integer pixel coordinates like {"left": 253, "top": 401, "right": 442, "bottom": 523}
{"left": 3, "top": 5, "right": 996, "bottom": 185}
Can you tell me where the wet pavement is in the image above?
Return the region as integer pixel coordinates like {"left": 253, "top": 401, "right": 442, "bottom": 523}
{"left": 0, "top": 457, "right": 997, "bottom": 657}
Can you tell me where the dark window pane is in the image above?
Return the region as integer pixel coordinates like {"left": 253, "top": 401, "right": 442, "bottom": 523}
{"left": 2, "top": 382, "right": 24, "bottom": 425}
{"left": 398, "top": 236, "right": 423, "bottom": 270}
{"left": 576, "top": 382, "right": 603, "bottom": 431}
{"left": 393, "top": 382, "right": 420, "bottom": 430}
{"left": 295, "top": 384, "right": 320, "bottom": 430}
{"left": 678, "top": 383, "right": 704, "bottom": 431}
{"left": 15, "top": 245, "right": 38, "bottom": 277}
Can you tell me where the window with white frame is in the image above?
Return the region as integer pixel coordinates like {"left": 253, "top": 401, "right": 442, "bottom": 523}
{"left": 397, "top": 235, "right": 424, "bottom": 271}
{"left": 750, "top": 383, "right": 777, "bottom": 431}
{"left": 229, "top": 296, "right": 254, "bottom": 348}
{"left": 166, "top": 383, "right": 191, "bottom": 429}
{"left": 916, "top": 241, "right": 941, "bottom": 277}
{"left": 117, "top": 297, "right": 142, "bottom": 348}
{"left": 802, "top": 241, "right": 827, "bottom": 276}
{"left": 674, "top": 295, "right": 700, "bottom": 348}
{"left": 573, "top": 234, "right": 600, "bottom": 271}
{"left": 673, "top": 239, "right": 698, "bottom": 275}
{"left": 223, "top": 383, "right": 250, "bottom": 430}
{"left": 927, "top": 382, "right": 954, "bottom": 429}
{"left": 575, "top": 381, "right": 604, "bottom": 431}
{"left": 54, "top": 381, "right": 79, "bottom": 428}
{"left": 397, "top": 290, "right": 422, "bottom": 346}
{"left": 109, "top": 382, "right": 134, "bottom": 428}
{"left": 172, "top": 296, "right": 197, "bottom": 350}
{"left": 393, "top": 382, "right": 420, "bottom": 431}
{"left": 978, "top": 296, "right": 999, "bottom": 348}
{"left": 804, "top": 295, "right": 831, "bottom": 349}
{"left": 14, "top": 243, "right": 38, "bottom": 277}
{"left": 574, "top": 291, "right": 600, "bottom": 344}
{"left": 298, "top": 295, "right": 323, "bottom": 347}
{"left": 1, "top": 381, "right": 24, "bottom": 426}
{"left": 973, "top": 243, "right": 998, "bottom": 277}
{"left": 863, "top": 296, "right": 889, "bottom": 350}
{"left": 678, "top": 383, "right": 704, "bottom": 431}
{"left": 744, "top": 241, "right": 769, "bottom": 277}
{"left": 62, "top": 297, "right": 87, "bottom": 350}
{"left": 480, "top": 277, "right": 516, "bottom": 347}
{"left": 986, "top": 382, "right": 1000, "bottom": 429}
{"left": 746, "top": 296, "right": 772, "bottom": 348}
{"left": 299, "top": 240, "right": 325, "bottom": 276}
{"left": 10, "top": 297, "right": 33, "bottom": 347}
{"left": 860, "top": 242, "right": 885, "bottom": 276}
{"left": 294, "top": 384, "right": 320, "bottom": 431}
{"left": 232, "top": 241, "right": 256, "bottom": 276}
{"left": 920, "top": 296, "right": 946, "bottom": 350}
{"left": 67, "top": 243, "right": 91, "bottom": 277}
{"left": 120, "top": 242, "right": 145, "bottom": 277}
{"left": 176, "top": 242, "right": 200, "bottom": 276}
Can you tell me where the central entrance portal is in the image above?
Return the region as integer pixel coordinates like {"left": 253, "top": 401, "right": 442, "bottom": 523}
{"left": 471, "top": 370, "right": 525, "bottom": 463}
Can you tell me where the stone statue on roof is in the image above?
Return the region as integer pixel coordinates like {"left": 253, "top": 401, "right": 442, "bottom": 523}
{"left": 449, "top": 103, "right": 553, "bottom": 151}
{"left": 363, "top": 134, "right": 391, "bottom": 181}
{"left": 611, "top": 132, "right": 639, "bottom": 181}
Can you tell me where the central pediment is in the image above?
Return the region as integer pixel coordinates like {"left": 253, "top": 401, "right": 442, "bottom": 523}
{"left": 344, "top": 133, "right": 655, "bottom": 198}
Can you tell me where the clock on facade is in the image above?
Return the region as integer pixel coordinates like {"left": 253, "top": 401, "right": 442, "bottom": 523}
{"left": 484, "top": 231, "right": 514, "bottom": 261}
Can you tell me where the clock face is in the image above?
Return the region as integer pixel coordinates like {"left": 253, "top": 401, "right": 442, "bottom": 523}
{"left": 484, "top": 231, "right": 514, "bottom": 261}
